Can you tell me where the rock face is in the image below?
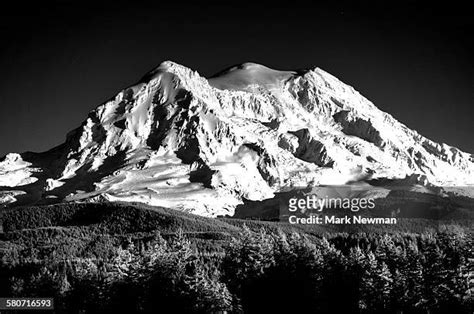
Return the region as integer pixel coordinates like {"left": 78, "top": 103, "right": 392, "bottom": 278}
{"left": 1, "top": 61, "right": 473, "bottom": 216}
{"left": 279, "top": 129, "right": 334, "bottom": 167}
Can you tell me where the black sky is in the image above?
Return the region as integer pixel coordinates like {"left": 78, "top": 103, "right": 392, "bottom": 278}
{"left": 0, "top": 1, "right": 473, "bottom": 157}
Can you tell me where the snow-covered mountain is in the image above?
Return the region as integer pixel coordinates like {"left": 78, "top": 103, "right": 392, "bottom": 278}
{"left": 1, "top": 61, "right": 473, "bottom": 216}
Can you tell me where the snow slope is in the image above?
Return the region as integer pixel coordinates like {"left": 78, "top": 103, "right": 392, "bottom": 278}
{"left": 1, "top": 61, "right": 473, "bottom": 216}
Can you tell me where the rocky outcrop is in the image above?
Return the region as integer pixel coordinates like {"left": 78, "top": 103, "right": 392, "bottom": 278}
{"left": 279, "top": 129, "right": 334, "bottom": 167}
{"left": 333, "top": 110, "right": 385, "bottom": 148}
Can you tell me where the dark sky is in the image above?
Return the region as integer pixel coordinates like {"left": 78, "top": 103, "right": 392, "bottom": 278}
{"left": 1, "top": 1, "right": 473, "bottom": 157}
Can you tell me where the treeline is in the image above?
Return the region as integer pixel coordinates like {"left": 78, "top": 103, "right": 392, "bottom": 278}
{"left": 1, "top": 202, "right": 240, "bottom": 235}
{"left": 0, "top": 226, "right": 472, "bottom": 313}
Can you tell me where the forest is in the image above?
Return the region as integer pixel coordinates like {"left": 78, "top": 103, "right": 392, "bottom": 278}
{"left": 0, "top": 202, "right": 472, "bottom": 313}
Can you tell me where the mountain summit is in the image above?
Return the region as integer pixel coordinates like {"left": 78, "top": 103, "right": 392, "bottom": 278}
{"left": 1, "top": 61, "right": 473, "bottom": 216}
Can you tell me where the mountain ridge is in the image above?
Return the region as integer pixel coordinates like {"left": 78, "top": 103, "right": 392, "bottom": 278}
{"left": 1, "top": 60, "right": 473, "bottom": 216}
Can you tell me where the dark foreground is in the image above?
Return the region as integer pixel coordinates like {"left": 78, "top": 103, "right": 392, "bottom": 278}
{"left": 0, "top": 202, "right": 472, "bottom": 313}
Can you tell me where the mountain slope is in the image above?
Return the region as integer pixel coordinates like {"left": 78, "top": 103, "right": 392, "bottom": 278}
{"left": 1, "top": 61, "right": 473, "bottom": 216}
